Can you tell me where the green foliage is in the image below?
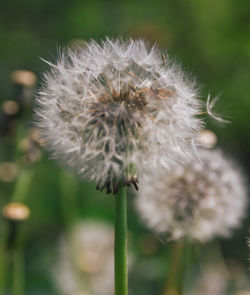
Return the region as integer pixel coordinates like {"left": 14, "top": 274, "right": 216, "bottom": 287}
{"left": 0, "top": 0, "right": 249, "bottom": 293}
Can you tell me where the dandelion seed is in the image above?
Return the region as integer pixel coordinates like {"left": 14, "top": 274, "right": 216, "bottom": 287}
{"left": 206, "top": 94, "right": 229, "bottom": 124}
{"left": 136, "top": 149, "right": 247, "bottom": 242}
{"left": 35, "top": 38, "right": 206, "bottom": 194}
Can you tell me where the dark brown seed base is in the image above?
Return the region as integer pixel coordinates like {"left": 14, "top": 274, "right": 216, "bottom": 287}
{"left": 96, "top": 177, "right": 139, "bottom": 195}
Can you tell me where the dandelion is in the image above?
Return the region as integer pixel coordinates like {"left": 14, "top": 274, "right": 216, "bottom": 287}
{"left": 35, "top": 38, "right": 212, "bottom": 295}
{"left": 136, "top": 149, "right": 247, "bottom": 242}
{"left": 35, "top": 38, "right": 205, "bottom": 194}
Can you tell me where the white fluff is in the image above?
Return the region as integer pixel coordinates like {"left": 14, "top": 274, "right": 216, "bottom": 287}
{"left": 35, "top": 38, "right": 205, "bottom": 193}
{"left": 136, "top": 149, "right": 247, "bottom": 242}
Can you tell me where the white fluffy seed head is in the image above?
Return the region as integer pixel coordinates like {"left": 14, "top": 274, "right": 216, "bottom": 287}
{"left": 35, "top": 38, "right": 205, "bottom": 194}
{"left": 136, "top": 149, "right": 248, "bottom": 242}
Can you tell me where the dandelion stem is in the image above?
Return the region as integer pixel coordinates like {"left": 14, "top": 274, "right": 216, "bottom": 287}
{"left": 60, "top": 170, "right": 79, "bottom": 229}
{"left": 114, "top": 186, "right": 128, "bottom": 295}
{"left": 0, "top": 223, "right": 9, "bottom": 294}
{"left": 179, "top": 241, "right": 192, "bottom": 295}
{"left": 12, "top": 169, "right": 33, "bottom": 203}
{"left": 12, "top": 242, "right": 25, "bottom": 295}
{"left": 163, "top": 240, "right": 184, "bottom": 295}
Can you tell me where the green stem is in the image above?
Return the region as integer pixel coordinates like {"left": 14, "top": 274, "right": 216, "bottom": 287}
{"left": 12, "top": 169, "right": 33, "bottom": 203}
{"left": 12, "top": 247, "right": 25, "bottom": 295}
{"left": 60, "top": 170, "right": 79, "bottom": 229}
{"left": 0, "top": 223, "right": 9, "bottom": 294}
{"left": 163, "top": 240, "right": 184, "bottom": 295}
{"left": 11, "top": 222, "right": 26, "bottom": 295}
{"left": 7, "top": 168, "right": 32, "bottom": 294}
{"left": 178, "top": 241, "right": 192, "bottom": 295}
{"left": 114, "top": 187, "right": 128, "bottom": 295}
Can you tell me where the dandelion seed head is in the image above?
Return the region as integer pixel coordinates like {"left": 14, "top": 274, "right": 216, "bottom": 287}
{"left": 136, "top": 149, "right": 247, "bottom": 242}
{"left": 36, "top": 38, "right": 205, "bottom": 193}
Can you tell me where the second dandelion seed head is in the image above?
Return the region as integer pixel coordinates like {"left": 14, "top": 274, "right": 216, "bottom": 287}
{"left": 136, "top": 149, "right": 247, "bottom": 242}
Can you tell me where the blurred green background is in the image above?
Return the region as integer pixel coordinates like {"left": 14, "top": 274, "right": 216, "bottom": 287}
{"left": 0, "top": 0, "right": 249, "bottom": 294}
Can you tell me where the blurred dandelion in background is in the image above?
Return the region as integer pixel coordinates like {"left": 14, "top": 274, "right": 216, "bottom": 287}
{"left": 10, "top": 70, "right": 37, "bottom": 109}
{"left": 2, "top": 101, "right": 19, "bottom": 116}
{"left": 0, "top": 162, "right": 19, "bottom": 183}
{"left": 2, "top": 202, "right": 30, "bottom": 221}
{"left": 54, "top": 220, "right": 115, "bottom": 295}
{"left": 136, "top": 149, "right": 247, "bottom": 242}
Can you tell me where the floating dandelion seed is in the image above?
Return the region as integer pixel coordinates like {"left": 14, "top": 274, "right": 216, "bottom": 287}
{"left": 136, "top": 149, "right": 247, "bottom": 242}
{"left": 206, "top": 94, "right": 229, "bottom": 124}
{"left": 35, "top": 38, "right": 207, "bottom": 194}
